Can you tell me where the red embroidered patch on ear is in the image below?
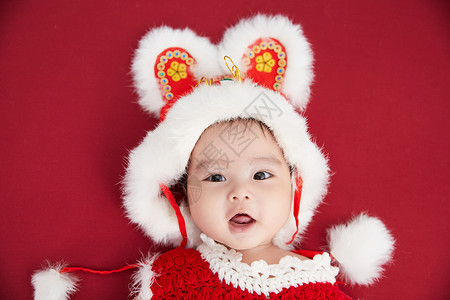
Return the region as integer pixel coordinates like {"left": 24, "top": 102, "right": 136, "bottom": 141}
{"left": 242, "top": 38, "right": 287, "bottom": 91}
{"left": 154, "top": 47, "right": 197, "bottom": 121}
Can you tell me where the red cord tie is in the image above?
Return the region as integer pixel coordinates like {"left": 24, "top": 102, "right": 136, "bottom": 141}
{"left": 286, "top": 175, "right": 303, "bottom": 244}
{"left": 160, "top": 183, "right": 188, "bottom": 248}
{"left": 60, "top": 264, "right": 139, "bottom": 274}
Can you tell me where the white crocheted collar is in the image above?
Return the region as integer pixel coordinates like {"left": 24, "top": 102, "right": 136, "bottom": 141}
{"left": 197, "top": 234, "right": 339, "bottom": 296}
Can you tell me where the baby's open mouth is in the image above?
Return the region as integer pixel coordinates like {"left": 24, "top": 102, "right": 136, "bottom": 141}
{"left": 229, "top": 214, "right": 255, "bottom": 225}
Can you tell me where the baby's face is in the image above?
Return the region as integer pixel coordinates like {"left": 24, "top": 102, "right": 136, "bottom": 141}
{"left": 187, "top": 120, "right": 292, "bottom": 250}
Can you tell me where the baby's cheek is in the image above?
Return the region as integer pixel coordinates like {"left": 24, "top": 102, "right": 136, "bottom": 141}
{"left": 186, "top": 176, "right": 203, "bottom": 205}
{"left": 264, "top": 189, "right": 291, "bottom": 217}
{"left": 190, "top": 189, "right": 216, "bottom": 218}
{"left": 189, "top": 204, "right": 209, "bottom": 230}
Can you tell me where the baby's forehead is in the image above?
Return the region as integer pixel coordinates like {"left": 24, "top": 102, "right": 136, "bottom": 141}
{"left": 196, "top": 119, "right": 270, "bottom": 144}
{"left": 192, "top": 120, "right": 269, "bottom": 153}
{"left": 189, "top": 119, "right": 289, "bottom": 168}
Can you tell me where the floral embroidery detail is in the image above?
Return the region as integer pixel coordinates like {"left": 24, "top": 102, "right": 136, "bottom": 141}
{"left": 156, "top": 62, "right": 165, "bottom": 71}
{"left": 154, "top": 47, "right": 196, "bottom": 112}
{"left": 242, "top": 38, "right": 287, "bottom": 91}
{"left": 277, "top": 67, "right": 285, "bottom": 75}
{"left": 157, "top": 70, "right": 165, "bottom": 78}
{"left": 165, "top": 92, "right": 174, "bottom": 100}
{"left": 186, "top": 57, "right": 194, "bottom": 65}
{"left": 255, "top": 52, "right": 276, "bottom": 73}
{"left": 166, "top": 61, "right": 187, "bottom": 82}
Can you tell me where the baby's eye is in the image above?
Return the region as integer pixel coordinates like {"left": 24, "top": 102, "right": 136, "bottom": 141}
{"left": 253, "top": 171, "right": 272, "bottom": 180}
{"left": 205, "top": 174, "right": 226, "bottom": 182}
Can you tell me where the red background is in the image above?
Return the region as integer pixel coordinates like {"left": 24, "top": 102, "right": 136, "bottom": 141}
{"left": 1, "top": 1, "right": 449, "bottom": 299}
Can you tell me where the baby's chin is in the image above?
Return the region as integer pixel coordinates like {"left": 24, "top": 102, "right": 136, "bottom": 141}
{"left": 214, "top": 235, "right": 271, "bottom": 252}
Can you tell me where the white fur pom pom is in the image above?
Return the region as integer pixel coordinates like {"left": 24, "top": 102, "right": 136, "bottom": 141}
{"left": 327, "top": 213, "right": 395, "bottom": 285}
{"left": 130, "top": 254, "right": 158, "bottom": 299}
{"left": 32, "top": 265, "right": 78, "bottom": 300}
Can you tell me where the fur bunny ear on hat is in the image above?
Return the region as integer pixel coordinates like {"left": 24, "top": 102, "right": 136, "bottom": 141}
{"left": 132, "top": 14, "right": 314, "bottom": 121}
{"left": 218, "top": 14, "right": 314, "bottom": 111}
{"left": 131, "top": 26, "right": 219, "bottom": 120}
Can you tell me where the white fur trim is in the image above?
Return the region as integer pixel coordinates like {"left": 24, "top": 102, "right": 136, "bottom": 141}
{"left": 130, "top": 255, "right": 159, "bottom": 300}
{"left": 32, "top": 265, "right": 78, "bottom": 300}
{"left": 327, "top": 213, "right": 395, "bottom": 285}
{"left": 218, "top": 14, "right": 314, "bottom": 110}
{"left": 123, "top": 81, "right": 329, "bottom": 249}
{"left": 132, "top": 26, "right": 219, "bottom": 117}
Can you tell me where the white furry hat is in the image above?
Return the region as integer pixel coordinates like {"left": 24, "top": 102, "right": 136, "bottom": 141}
{"left": 124, "top": 14, "right": 325, "bottom": 250}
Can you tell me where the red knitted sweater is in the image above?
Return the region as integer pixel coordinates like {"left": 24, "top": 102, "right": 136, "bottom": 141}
{"left": 149, "top": 243, "right": 350, "bottom": 299}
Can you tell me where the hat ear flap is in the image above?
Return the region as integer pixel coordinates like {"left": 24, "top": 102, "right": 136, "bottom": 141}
{"left": 132, "top": 26, "right": 219, "bottom": 120}
{"left": 218, "top": 14, "right": 314, "bottom": 111}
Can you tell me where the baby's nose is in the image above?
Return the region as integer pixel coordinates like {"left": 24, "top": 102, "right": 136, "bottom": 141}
{"left": 229, "top": 183, "right": 252, "bottom": 201}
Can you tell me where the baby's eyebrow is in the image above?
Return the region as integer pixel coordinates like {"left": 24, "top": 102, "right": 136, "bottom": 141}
{"left": 193, "top": 158, "right": 230, "bottom": 172}
{"left": 192, "top": 156, "right": 282, "bottom": 172}
{"left": 193, "top": 159, "right": 210, "bottom": 171}
{"left": 251, "top": 156, "right": 283, "bottom": 165}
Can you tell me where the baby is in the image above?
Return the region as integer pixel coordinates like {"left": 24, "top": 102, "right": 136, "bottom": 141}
{"left": 137, "top": 117, "right": 350, "bottom": 298}
{"left": 32, "top": 14, "right": 394, "bottom": 300}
